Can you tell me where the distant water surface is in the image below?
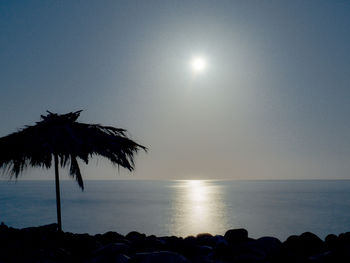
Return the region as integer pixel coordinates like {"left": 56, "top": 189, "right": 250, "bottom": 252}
{"left": 1, "top": 180, "right": 350, "bottom": 240}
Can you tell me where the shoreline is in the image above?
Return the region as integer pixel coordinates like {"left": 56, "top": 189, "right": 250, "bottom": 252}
{"left": 0, "top": 223, "right": 349, "bottom": 263}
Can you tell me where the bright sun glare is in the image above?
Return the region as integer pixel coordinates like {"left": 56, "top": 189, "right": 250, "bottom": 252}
{"left": 191, "top": 56, "right": 207, "bottom": 73}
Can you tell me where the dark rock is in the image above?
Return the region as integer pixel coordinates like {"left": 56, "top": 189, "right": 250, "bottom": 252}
{"left": 125, "top": 231, "right": 149, "bottom": 252}
{"left": 1, "top": 224, "right": 349, "bottom": 263}
{"left": 308, "top": 251, "right": 333, "bottom": 263}
{"left": 183, "top": 236, "right": 197, "bottom": 249}
{"left": 126, "top": 231, "right": 146, "bottom": 241}
{"left": 212, "top": 235, "right": 229, "bottom": 248}
{"left": 235, "top": 252, "right": 265, "bottom": 263}
{"left": 133, "top": 251, "right": 190, "bottom": 263}
{"left": 283, "top": 235, "right": 303, "bottom": 262}
{"left": 224, "top": 228, "right": 248, "bottom": 244}
{"left": 338, "top": 232, "right": 350, "bottom": 245}
{"left": 284, "top": 235, "right": 299, "bottom": 247}
{"left": 25, "top": 247, "right": 70, "bottom": 263}
{"left": 22, "top": 223, "right": 58, "bottom": 233}
{"left": 197, "top": 233, "right": 213, "bottom": 239}
{"left": 196, "top": 245, "right": 213, "bottom": 256}
{"left": 236, "top": 240, "right": 266, "bottom": 262}
{"left": 256, "top": 236, "right": 282, "bottom": 255}
{"left": 18, "top": 224, "right": 60, "bottom": 249}
{"left": 58, "top": 232, "right": 99, "bottom": 259}
{"left": 144, "top": 235, "right": 166, "bottom": 251}
{"left": 115, "top": 254, "right": 131, "bottom": 263}
{"left": 94, "top": 243, "right": 132, "bottom": 256}
{"left": 88, "top": 253, "right": 130, "bottom": 263}
{"left": 236, "top": 236, "right": 282, "bottom": 263}
{"left": 325, "top": 234, "right": 337, "bottom": 250}
{"left": 188, "top": 246, "right": 214, "bottom": 263}
{"left": 196, "top": 233, "right": 214, "bottom": 246}
{"left": 283, "top": 232, "right": 325, "bottom": 261}
{"left": 299, "top": 232, "right": 325, "bottom": 255}
{"left": 212, "top": 235, "right": 230, "bottom": 260}
{"left": 181, "top": 236, "right": 198, "bottom": 258}
{"left": 158, "top": 236, "right": 183, "bottom": 253}
{"left": 0, "top": 222, "right": 8, "bottom": 231}
{"left": 97, "top": 231, "right": 125, "bottom": 245}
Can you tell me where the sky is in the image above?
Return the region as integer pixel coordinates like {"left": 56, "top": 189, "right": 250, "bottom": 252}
{"left": 1, "top": 0, "right": 350, "bottom": 180}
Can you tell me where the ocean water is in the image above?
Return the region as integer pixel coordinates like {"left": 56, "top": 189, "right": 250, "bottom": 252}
{"left": 1, "top": 180, "right": 350, "bottom": 241}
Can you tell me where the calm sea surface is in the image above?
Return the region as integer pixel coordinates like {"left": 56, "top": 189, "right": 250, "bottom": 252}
{"left": 1, "top": 180, "right": 350, "bottom": 240}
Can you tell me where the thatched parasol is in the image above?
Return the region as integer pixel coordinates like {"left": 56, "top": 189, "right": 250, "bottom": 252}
{"left": 0, "top": 111, "right": 147, "bottom": 231}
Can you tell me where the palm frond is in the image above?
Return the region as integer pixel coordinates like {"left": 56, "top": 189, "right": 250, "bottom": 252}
{"left": 70, "top": 156, "right": 84, "bottom": 190}
{"left": 0, "top": 111, "right": 147, "bottom": 189}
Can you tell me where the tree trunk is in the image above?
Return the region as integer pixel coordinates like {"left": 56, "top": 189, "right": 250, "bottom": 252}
{"left": 54, "top": 154, "right": 62, "bottom": 232}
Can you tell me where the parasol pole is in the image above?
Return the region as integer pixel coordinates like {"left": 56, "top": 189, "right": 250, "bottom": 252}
{"left": 54, "top": 154, "right": 62, "bottom": 231}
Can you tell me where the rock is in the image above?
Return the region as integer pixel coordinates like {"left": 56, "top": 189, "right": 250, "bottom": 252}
{"left": 236, "top": 241, "right": 266, "bottom": 262}
{"left": 184, "top": 245, "right": 214, "bottom": 263}
{"left": 283, "top": 232, "right": 325, "bottom": 260}
{"left": 133, "top": 251, "right": 190, "bottom": 263}
{"left": 181, "top": 236, "right": 198, "bottom": 258}
{"left": 94, "top": 243, "right": 132, "bottom": 256}
{"left": 325, "top": 234, "right": 337, "bottom": 250}
{"left": 197, "top": 233, "right": 213, "bottom": 239}
{"left": 0, "top": 222, "right": 8, "bottom": 231}
{"left": 19, "top": 224, "right": 59, "bottom": 248}
{"left": 283, "top": 235, "right": 303, "bottom": 262}
{"left": 256, "top": 236, "right": 282, "bottom": 255}
{"left": 24, "top": 247, "right": 70, "bottom": 263}
{"left": 126, "top": 231, "right": 146, "bottom": 241}
{"left": 212, "top": 235, "right": 230, "bottom": 260}
{"left": 236, "top": 236, "right": 282, "bottom": 262}
{"left": 196, "top": 245, "right": 213, "bottom": 256}
{"left": 196, "top": 233, "right": 214, "bottom": 246}
{"left": 144, "top": 236, "right": 166, "bottom": 251}
{"left": 125, "top": 231, "right": 149, "bottom": 252}
{"left": 308, "top": 251, "right": 333, "bottom": 263}
{"left": 88, "top": 253, "right": 130, "bottom": 263}
{"left": 235, "top": 252, "right": 264, "bottom": 263}
{"left": 97, "top": 231, "right": 125, "bottom": 245}
{"left": 22, "top": 223, "right": 58, "bottom": 233}
{"left": 57, "top": 232, "right": 99, "bottom": 258}
{"left": 158, "top": 236, "right": 183, "bottom": 252}
{"left": 1, "top": 225, "right": 348, "bottom": 263}
{"left": 212, "top": 235, "right": 228, "bottom": 247}
{"left": 183, "top": 236, "right": 197, "bottom": 249}
{"left": 224, "top": 228, "right": 248, "bottom": 244}
{"left": 338, "top": 232, "right": 350, "bottom": 245}
{"left": 299, "top": 232, "right": 325, "bottom": 255}
{"left": 284, "top": 235, "right": 298, "bottom": 247}
{"left": 115, "top": 254, "right": 131, "bottom": 263}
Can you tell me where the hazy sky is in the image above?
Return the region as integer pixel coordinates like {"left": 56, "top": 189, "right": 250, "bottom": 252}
{"left": 1, "top": 0, "right": 350, "bottom": 180}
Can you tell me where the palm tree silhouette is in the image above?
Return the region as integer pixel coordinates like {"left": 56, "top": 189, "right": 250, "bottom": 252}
{"left": 0, "top": 111, "right": 146, "bottom": 231}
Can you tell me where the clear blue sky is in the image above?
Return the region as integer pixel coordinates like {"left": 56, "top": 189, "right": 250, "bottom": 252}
{"left": 1, "top": 0, "right": 350, "bottom": 180}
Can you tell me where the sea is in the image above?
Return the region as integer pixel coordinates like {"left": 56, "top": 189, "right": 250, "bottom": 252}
{"left": 1, "top": 179, "right": 350, "bottom": 241}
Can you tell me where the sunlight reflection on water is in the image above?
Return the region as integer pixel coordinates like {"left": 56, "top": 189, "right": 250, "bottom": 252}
{"left": 170, "top": 180, "right": 228, "bottom": 236}
{"left": 2, "top": 180, "right": 350, "bottom": 239}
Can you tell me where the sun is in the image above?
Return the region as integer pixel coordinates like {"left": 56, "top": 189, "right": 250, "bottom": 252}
{"left": 190, "top": 56, "right": 207, "bottom": 73}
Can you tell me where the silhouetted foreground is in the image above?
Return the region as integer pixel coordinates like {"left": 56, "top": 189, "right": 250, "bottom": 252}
{"left": 0, "top": 223, "right": 349, "bottom": 263}
{"left": 0, "top": 111, "right": 146, "bottom": 232}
